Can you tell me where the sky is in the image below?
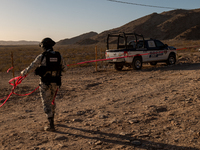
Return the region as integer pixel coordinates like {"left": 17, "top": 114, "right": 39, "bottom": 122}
{"left": 0, "top": 0, "right": 200, "bottom": 42}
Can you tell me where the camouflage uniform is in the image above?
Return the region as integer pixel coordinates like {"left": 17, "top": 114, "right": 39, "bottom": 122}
{"left": 21, "top": 38, "right": 67, "bottom": 131}
{"left": 21, "top": 51, "right": 67, "bottom": 117}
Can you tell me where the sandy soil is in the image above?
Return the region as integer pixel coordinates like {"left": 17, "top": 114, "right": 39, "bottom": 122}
{"left": 1, "top": 52, "right": 200, "bottom": 150}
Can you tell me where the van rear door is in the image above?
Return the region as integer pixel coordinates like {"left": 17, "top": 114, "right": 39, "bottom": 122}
{"left": 145, "top": 40, "right": 159, "bottom": 62}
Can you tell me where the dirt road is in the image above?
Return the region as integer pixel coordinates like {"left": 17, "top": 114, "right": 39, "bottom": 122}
{"left": 1, "top": 60, "right": 200, "bottom": 149}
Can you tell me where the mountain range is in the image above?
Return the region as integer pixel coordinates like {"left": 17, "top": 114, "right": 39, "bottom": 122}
{"left": 1, "top": 8, "right": 200, "bottom": 45}
{"left": 92, "top": 8, "right": 200, "bottom": 42}
{"left": 0, "top": 40, "right": 39, "bottom": 45}
{"left": 57, "top": 8, "right": 200, "bottom": 45}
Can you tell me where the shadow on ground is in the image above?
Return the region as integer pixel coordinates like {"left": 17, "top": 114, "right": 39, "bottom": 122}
{"left": 141, "top": 63, "right": 200, "bottom": 72}
{"left": 56, "top": 124, "right": 199, "bottom": 150}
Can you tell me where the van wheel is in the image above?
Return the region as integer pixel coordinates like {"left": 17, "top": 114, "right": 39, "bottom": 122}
{"left": 150, "top": 62, "right": 157, "bottom": 65}
{"left": 133, "top": 57, "right": 142, "bottom": 70}
{"left": 114, "top": 63, "right": 123, "bottom": 71}
{"left": 166, "top": 54, "right": 176, "bottom": 65}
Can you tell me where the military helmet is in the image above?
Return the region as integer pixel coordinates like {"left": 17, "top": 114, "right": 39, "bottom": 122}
{"left": 39, "top": 37, "right": 55, "bottom": 48}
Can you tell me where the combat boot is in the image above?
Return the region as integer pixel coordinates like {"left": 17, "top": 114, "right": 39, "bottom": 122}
{"left": 44, "top": 116, "right": 55, "bottom": 131}
{"left": 48, "top": 117, "right": 55, "bottom": 131}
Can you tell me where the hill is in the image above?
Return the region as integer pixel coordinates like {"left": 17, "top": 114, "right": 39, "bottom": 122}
{"left": 0, "top": 40, "right": 39, "bottom": 45}
{"left": 58, "top": 8, "right": 200, "bottom": 45}
{"left": 57, "top": 31, "right": 98, "bottom": 45}
{"left": 92, "top": 8, "right": 200, "bottom": 43}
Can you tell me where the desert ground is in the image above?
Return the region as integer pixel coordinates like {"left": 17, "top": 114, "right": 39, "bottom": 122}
{"left": 1, "top": 47, "right": 200, "bottom": 149}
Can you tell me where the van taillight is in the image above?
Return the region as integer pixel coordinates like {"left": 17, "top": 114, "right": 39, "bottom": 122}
{"left": 105, "top": 52, "right": 108, "bottom": 58}
{"left": 124, "top": 51, "right": 128, "bottom": 56}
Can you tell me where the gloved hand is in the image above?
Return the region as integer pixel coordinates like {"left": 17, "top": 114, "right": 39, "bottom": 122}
{"left": 21, "top": 69, "right": 26, "bottom": 76}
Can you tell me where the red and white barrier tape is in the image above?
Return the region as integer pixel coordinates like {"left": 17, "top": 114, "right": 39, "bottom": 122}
{"left": 1, "top": 45, "right": 200, "bottom": 107}
{"left": 67, "top": 45, "right": 200, "bottom": 67}
{"left": 176, "top": 45, "right": 200, "bottom": 51}
{"left": 67, "top": 50, "right": 165, "bottom": 66}
{"left": 0, "top": 74, "right": 39, "bottom": 108}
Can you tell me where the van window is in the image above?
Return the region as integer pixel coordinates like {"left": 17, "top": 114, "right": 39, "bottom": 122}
{"left": 137, "top": 41, "right": 144, "bottom": 48}
{"left": 155, "top": 40, "right": 165, "bottom": 48}
{"left": 148, "top": 41, "right": 156, "bottom": 48}
{"left": 129, "top": 41, "right": 136, "bottom": 48}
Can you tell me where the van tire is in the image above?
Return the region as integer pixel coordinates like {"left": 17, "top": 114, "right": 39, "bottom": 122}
{"left": 166, "top": 54, "right": 176, "bottom": 65}
{"left": 133, "top": 57, "right": 142, "bottom": 70}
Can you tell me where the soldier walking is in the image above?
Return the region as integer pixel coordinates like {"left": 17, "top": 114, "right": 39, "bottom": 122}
{"left": 21, "top": 38, "right": 67, "bottom": 131}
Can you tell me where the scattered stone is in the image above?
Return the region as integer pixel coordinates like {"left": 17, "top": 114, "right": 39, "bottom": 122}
{"left": 99, "top": 114, "right": 108, "bottom": 119}
{"left": 53, "top": 144, "right": 67, "bottom": 149}
{"left": 89, "top": 110, "right": 95, "bottom": 114}
{"left": 174, "top": 139, "right": 179, "bottom": 142}
{"left": 29, "top": 137, "right": 34, "bottom": 140}
{"left": 54, "top": 135, "right": 68, "bottom": 141}
{"left": 18, "top": 116, "right": 26, "bottom": 119}
{"left": 43, "top": 126, "right": 55, "bottom": 132}
{"left": 84, "top": 123, "right": 90, "bottom": 126}
{"left": 62, "top": 110, "right": 68, "bottom": 113}
{"left": 156, "top": 144, "right": 164, "bottom": 149}
{"left": 128, "top": 119, "right": 139, "bottom": 124}
{"left": 131, "top": 140, "right": 141, "bottom": 146}
{"left": 72, "top": 118, "right": 83, "bottom": 122}
{"left": 110, "top": 118, "right": 122, "bottom": 123}
{"left": 185, "top": 98, "right": 193, "bottom": 103}
{"left": 58, "top": 143, "right": 67, "bottom": 148}
{"left": 155, "top": 106, "right": 167, "bottom": 113}
{"left": 124, "top": 139, "right": 130, "bottom": 143}
{"left": 21, "top": 130, "right": 33, "bottom": 134}
{"left": 103, "top": 123, "right": 110, "bottom": 127}
{"left": 197, "top": 132, "right": 200, "bottom": 136}
{"left": 10, "top": 133, "right": 18, "bottom": 136}
{"left": 171, "top": 120, "right": 179, "bottom": 126}
{"left": 88, "top": 141, "right": 94, "bottom": 145}
{"left": 30, "top": 147, "right": 39, "bottom": 150}
{"left": 77, "top": 111, "right": 85, "bottom": 115}
{"left": 163, "top": 126, "right": 171, "bottom": 131}
{"left": 44, "top": 126, "right": 49, "bottom": 131}
{"left": 119, "top": 132, "right": 127, "bottom": 136}
{"left": 117, "top": 145, "right": 126, "bottom": 149}
{"left": 25, "top": 110, "right": 33, "bottom": 113}
{"left": 95, "top": 140, "right": 103, "bottom": 145}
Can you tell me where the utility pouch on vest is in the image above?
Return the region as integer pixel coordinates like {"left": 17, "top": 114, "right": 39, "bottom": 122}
{"left": 35, "top": 66, "right": 46, "bottom": 77}
{"left": 41, "top": 73, "right": 61, "bottom": 86}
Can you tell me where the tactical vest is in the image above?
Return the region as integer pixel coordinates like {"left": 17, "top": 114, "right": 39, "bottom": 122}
{"left": 35, "top": 51, "right": 62, "bottom": 86}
